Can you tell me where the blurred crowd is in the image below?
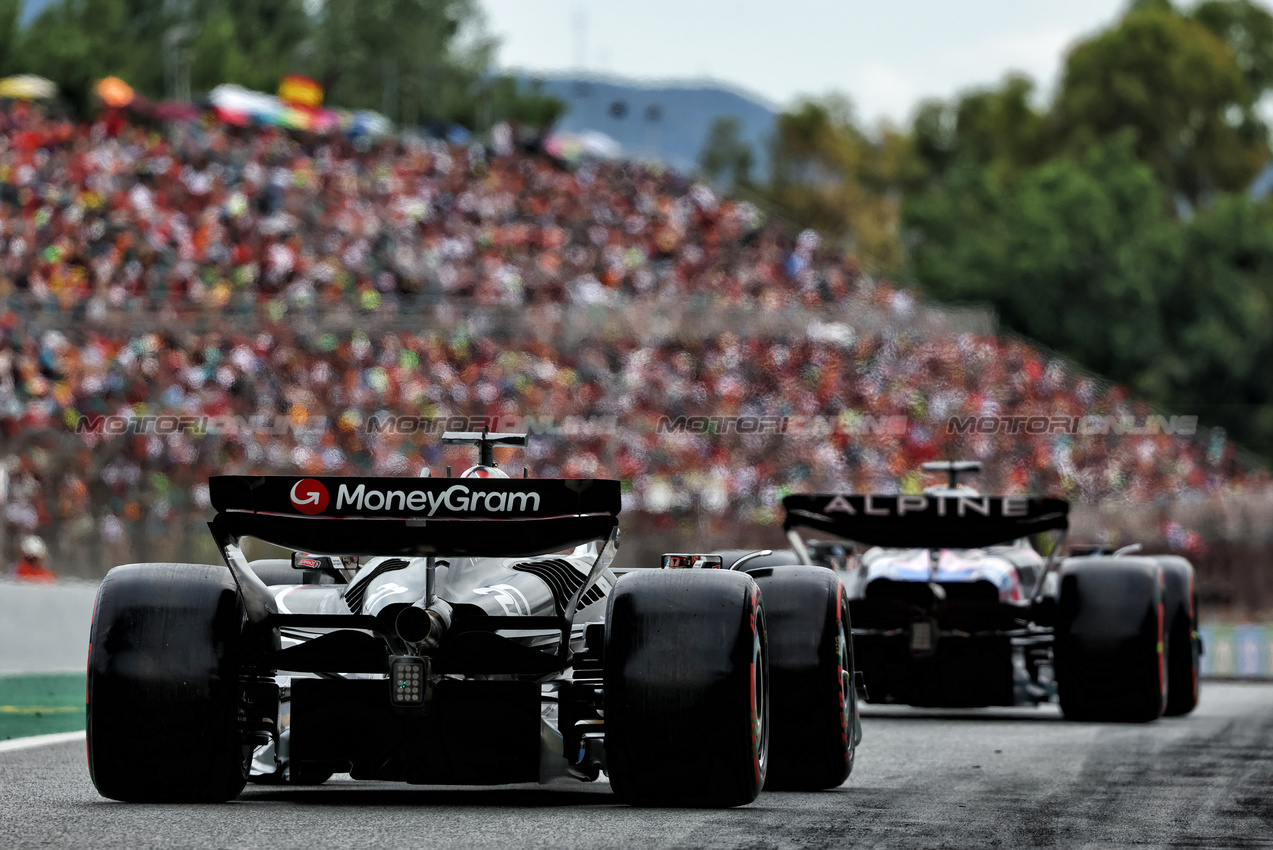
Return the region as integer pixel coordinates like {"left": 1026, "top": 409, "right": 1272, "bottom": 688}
{"left": 2, "top": 321, "right": 1250, "bottom": 576}
{"left": 0, "top": 100, "right": 858, "bottom": 319}
{"left": 0, "top": 102, "right": 1259, "bottom": 578}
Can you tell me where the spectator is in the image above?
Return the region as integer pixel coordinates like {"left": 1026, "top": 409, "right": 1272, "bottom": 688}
{"left": 11, "top": 534, "right": 56, "bottom": 582}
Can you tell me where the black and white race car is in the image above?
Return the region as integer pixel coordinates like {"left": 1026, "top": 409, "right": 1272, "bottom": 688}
{"left": 86, "top": 432, "right": 859, "bottom": 806}
{"left": 777, "top": 462, "right": 1201, "bottom": 722}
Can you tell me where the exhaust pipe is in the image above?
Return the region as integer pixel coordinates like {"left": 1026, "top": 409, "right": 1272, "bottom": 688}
{"left": 396, "top": 598, "right": 453, "bottom": 647}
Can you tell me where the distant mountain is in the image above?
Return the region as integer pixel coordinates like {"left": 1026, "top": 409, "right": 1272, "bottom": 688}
{"left": 522, "top": 73, "right": 778, "bottom": 178}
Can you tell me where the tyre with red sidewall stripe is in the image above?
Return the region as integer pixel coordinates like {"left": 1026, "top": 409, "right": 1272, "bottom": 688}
{"left": 1156, "top": 555, "right": 1201, "bottom": 716}
{"left": 750, "top": 565, "right": 858, "bottom": 790}
{"left": 603, "top": 569, "right": 768, "bottom": 807}
{"left": 87, "top": 563, "right": 249, "bottom": 802}
{"left": 1054, "top": 557, "right": 1166, "bottom": 723}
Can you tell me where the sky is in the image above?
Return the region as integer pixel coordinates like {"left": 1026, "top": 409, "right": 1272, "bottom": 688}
{"left": 478, "top": 0, "right": 1150, "bottom": 125}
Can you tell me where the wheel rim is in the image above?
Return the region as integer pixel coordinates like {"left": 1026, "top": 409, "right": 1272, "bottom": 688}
{"left": 752, "top": 604, "right": 768, "bottom": 779}
{"left": 837, "top": 600, "right": 851, "bottom": 747}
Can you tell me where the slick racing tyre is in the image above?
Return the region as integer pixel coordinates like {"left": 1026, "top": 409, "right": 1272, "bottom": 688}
{"left": 1157, "top": 556, "right": 1201, "bottom": 716}
{"left": 604, "top": 569, "right": 768, "bottom": 807}
{"left": 751, "top": 566, "right": 858, "bottom": 791}
{"left": 88, "top": 563, "right": 249, "bottom": 802}
{"left": 1054, "top": 557, "right": 1166, "bottom": 723}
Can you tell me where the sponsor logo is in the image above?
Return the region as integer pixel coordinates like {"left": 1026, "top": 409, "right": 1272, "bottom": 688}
{"left": 290, "top": 479, "right": 330, "bottom": 515}
{"left": 473, "top": 584, "right": 533, "bottom": 616}
{"left": 333, "top": 483, "right": 541, "bottom": 516}
{"left": 822, "top": 495, "right": 1031, "bottom": 517}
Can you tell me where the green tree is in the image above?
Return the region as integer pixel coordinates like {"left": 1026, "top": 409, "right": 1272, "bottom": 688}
{"left": 913, "top": 74, "right": 1047, "bottom": 181}
{"left": 11, "top": 0, "right": 171, "bottom": 113}
{"left": 9, "top": 0, "right": 312, "bottom": 111}
{"left": 1053, "top": 3, "right": 1267, "bottom": 203}
{"left": 764, "top": 96, "right": 916, "bottom": 272}
{"left": 186, "top": 0, "right": 313, "bottom": 95}
{"left": 905, "top": 126, "right": 1273, "bottom": 457}
{"left": 7, "top": 0, "right": 553, "bottom": 129}
{"left": 1155, "top": 195, "right": 1273, "bottom": 450}
{"left": 698, "top": 116, "right": 756, "bottom": 190}
{"left": 1192, "top": 0, "right": 1273, "bottom": 99}
{"left": 0, "top": 0, "right": 20, "bottom": 77}
{"left": 315, "top": 0, "right": 490, "bottom": 126}
{"left": 901, "top": 1, "right": 1273, "bottom": 457}
{"left": 911, "top": 98, "right": 958, "bottom": 178}
{"left": 313, "top": 0, "right": 559, "bottom": 129}
{"left": 904, "top": 132, "right": 1179, "bottom": 382}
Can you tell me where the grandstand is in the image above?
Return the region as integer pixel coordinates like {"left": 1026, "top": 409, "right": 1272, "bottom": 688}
{"left": 1, "top": 100, "right": 1268, "bottom": 612}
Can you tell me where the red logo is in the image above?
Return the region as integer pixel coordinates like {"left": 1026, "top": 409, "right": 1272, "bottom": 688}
{"left": 290, "top": 479, "right": 329, "bottom": 515}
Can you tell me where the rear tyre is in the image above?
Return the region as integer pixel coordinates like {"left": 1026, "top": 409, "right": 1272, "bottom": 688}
{"left": 88, "top": 563, "right": 249, "bottom": 802}
{"left": 1157, "top": 556, "right": 1201, "bottom": 716}
{"left": 604, "top": 569, "right": 767, "bottom": 807}
{"left": 1054, "top": 557, "right": 1165, "bottom": 723}
{"left": 751, "top": 566, "right": 857, "bottom": 791}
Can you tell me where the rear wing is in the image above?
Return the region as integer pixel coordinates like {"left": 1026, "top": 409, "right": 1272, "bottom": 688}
{"left": 208, "top": 475, "right": 621, "bottom": 558}
{"left": 782, "top": 494, "right": 1069, "bottom": 549}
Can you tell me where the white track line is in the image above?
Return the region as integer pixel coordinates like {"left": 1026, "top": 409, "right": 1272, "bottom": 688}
{"left": 0, "top": 730, "right": 84, "bottom": 754}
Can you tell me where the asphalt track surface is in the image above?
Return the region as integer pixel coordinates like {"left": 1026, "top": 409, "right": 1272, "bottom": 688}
{"left": 1, "top": 683, "right": 1271, "bottom": 850}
